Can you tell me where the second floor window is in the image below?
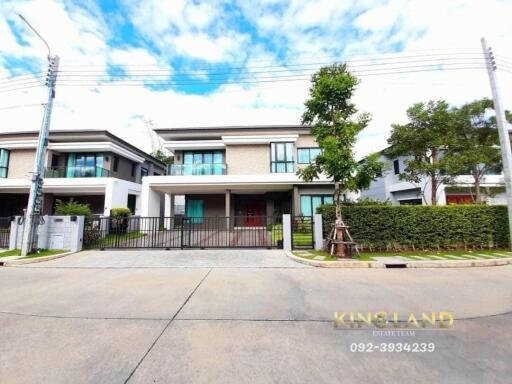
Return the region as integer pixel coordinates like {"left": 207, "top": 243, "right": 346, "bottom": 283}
{"left": 393, "top": 159, "right": 400, "bottom": 175}
{"left": 182, "top": 151, "right": 224, "bottom": 175}
{"left": 131, "top": 163, "right": 136, "bottom": 177}
{"left": 271, "top": 142, "right": 294, "bottom": 173}
{"left": 141, "top": 167, "right": 149, "bottom": 178}
{"left": 66, "top": 153, "right": 106, "bottom": 177}
{"left": 297, "top": 148, "right": 321, "bottom": 164}
{"left": 0, "top": 148, "right": 9, "bottom": 178}
{"left": 113, "top": 156, "right": 119, "bottom": 172}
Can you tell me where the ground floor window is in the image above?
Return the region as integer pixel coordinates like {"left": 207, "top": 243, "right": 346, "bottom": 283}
{"left": 300, "top": 195, "right": 333, "bottom": 216}
{"left": 185, "top": 199, "right": 204, "bottom": 223}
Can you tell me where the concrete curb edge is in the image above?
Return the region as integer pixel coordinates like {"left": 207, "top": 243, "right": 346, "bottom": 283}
{"left": 1, "top": 251, "right": 76, "bottom": 266}
{"left": 284, "top": 250, "right": 512, "bottom": 269}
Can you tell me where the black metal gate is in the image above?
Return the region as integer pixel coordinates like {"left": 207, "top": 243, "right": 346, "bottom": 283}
{"left": 83, "top": 216, "right": 284, "bottom": 250}
{"left": 291, "top": 215, "right": 314, "bottom": 249}
{"left": 0, "top": 217, "right": 11, "bottom": 248}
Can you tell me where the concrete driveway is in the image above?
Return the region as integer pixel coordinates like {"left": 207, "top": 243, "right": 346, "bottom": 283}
{"left": 1, "top": 250, "right": 511, "bottom": 384}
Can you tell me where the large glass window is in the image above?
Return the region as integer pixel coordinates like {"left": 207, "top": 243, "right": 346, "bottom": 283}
{"left": 66, "top": 153, "right": 105, "bottom": 177}
{"left": 297, "top": 148, "right": 321, "bottom": 164}
{"left": 183, "top": 151, "right": 224, "bottom": 175}
{"left": 300, "top": 195, "right": 334, "bottom": 216}
{"left": 271, "top": 142, "right": 294, "bottom": 173}
{"left": 0, "top": 149, "right": 9, "bottom": 178}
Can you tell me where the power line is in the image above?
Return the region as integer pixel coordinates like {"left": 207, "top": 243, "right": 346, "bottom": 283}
{"left": 0, "top": 103, "right": 44, "bottom": 111}
{"left": 0, "top": 50, "right": 484, "bottom": 83}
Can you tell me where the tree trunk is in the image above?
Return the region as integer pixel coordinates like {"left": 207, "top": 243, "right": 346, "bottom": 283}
{"left": 431, "top": 150, "right": 437, "bottom": 205}
{"left": 334, "top": 182, "right": 345, "bottom": 257}
{"left": 472, "top": 165, "right": 481, "bottom": 204}
{"left": 431, "top": 175, "right": 437, "bottom": 206}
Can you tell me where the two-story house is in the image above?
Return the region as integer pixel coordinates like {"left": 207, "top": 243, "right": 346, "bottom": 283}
{"left": 361, "top": 153, "right": 505, "bottom": 205}
{"left": 0, "top": 129, "right": 166, "bottom": 216}
{"left": 139, "top": 125, "right": 334, "bottom": 224}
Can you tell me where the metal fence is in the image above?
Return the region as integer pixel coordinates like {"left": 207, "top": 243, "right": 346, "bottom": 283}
{"left": 83, "top": 216, "right": 284, "bottom": 250}
{"left": 291, "top": 216, "right": 314, "bottom": 249}
{"left": 0, "top": 217, "right": 11, "bottom": 248}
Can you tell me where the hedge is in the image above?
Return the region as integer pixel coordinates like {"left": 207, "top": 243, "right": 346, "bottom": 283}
{"left": 316, "top": 204, "right": 509, "bottom": 251}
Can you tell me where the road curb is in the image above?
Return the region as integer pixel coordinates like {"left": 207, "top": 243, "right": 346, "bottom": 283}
{"left": 1, "top": 252, "right": 75, "bottom": 266}
{"left": 285, "top": 250, "right": 512, "bottom": 269}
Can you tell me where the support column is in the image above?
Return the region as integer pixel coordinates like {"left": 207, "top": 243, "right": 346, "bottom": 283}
{"left": 225, "top": 189, "right": 231, "bottom": 230}
{"left": 283, "top": 214, "right": 292, "bottom": 251}
{"left": 293, "top": 186, "right": 300, "bottom": 216}
{"left": 164, "top": 193, "right": 175, "bottom": 229}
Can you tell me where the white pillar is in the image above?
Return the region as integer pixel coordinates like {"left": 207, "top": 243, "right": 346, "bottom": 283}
{"left": 313, "top": 213, "right": 323, "bottom": 251}
{"left": 70, "top": 216, "right": 84, "bottom": 252}
{"left": 140, "top": 179, "right": 161, "bottom": 218}
{"left": 104, "top": 179, "right": 129, "bottom": 216}
{"left": 9, "top": 217, "right": 19, "bottom": 250}
{"left": 283, "top": 214, "right": 292, "bottom": 251}
{"left": 164, "top": 193, "right": 174, "bottom": 229}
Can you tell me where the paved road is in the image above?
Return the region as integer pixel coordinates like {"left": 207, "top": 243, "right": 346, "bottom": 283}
{"left": 1, "top": 250, "right": 511, "bottom": 384}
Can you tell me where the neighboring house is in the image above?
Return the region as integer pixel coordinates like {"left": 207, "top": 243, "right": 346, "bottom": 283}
{"left": 0, "top": 130, "right": 166, "bottom": 216}
{"left": 361, "top": 153, "right": 505, "bottom": 205}
{"left": 140, "top": 125, "right": 334, "bottom": 224}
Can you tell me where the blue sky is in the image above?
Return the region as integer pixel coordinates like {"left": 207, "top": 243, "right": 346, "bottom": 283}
{"left": 0, "top": 0, "right": 511, "bottom": 155}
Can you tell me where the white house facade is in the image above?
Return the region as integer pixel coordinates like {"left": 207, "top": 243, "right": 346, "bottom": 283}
{"left": 0, "top": 130, "right": 165, "bottom": 216}
{"left": 361, "top": 154, "right": 506, "bottom": 205}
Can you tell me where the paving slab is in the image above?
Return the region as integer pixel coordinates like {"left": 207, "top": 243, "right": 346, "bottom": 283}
{"left": 177, "top": 267, "right": 512, "bottom": 320}
{"left": 129, "top": 315, "right": 512, "bottom": 384}
{"left": 0, "top": 313, "right": 166, "bottom": 384}
{"left": 22, "top": 249, "right": 306, "bottom": 269}
{"left": 0, "top": 267, "right": 208, "bottom": 319}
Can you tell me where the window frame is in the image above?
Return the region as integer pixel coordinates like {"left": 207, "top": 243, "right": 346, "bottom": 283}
{"left": 297, "top": 147, "right": 321, "bottom": 164}
{"left": 299, "top": 194, "right": 334, "bottom": 216}
{"left": 0, "top": 148, "right": 10, "bottom": 178}
{"left": 270, "top": 142, "right": 294, "bottom": 173}
{"left": 140, "top": 167, "right": 149, "bottom": 178}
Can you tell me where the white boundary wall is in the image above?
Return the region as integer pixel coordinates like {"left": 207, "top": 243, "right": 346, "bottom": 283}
{"left": 10, "top": 215, "right": 84, "bottom": 252}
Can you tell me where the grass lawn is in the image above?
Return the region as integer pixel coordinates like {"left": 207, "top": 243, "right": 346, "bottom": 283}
{"left": 0, "top": 249, "right": 66, "bottom": 259}
{"left": 91, "top": 231, "right": 146, "bottom": 247}
{"left": 269, "top": 225, "right": 313, "bottom": 246}
{"left": 293, "top": 249, "right": 512, "bottom": 262}
{"left": 0, "top": 249, "right": 22, "bottom": 258}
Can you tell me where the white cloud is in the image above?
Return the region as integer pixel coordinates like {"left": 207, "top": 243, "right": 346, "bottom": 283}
{"left": 0, "top": 0, "right": 511, "bottom": 161}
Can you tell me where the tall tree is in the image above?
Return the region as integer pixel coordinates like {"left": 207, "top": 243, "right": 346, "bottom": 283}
{"left": 444, "top": 98, "right": 502, "bottom": 203}
{"left": 298, "top": 63, "right": 384, "bottom": 256}
{"left": 386, "top": 100, "right": 455, "bottom": 205}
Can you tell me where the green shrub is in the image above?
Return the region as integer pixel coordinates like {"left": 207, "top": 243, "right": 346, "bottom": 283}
{"left": 111, "top": 207, "right": 132, "bottom": 217}
{"left": 54, "top": 199, "right": 91, "bottom": 217}
{"left": 317, "top": 204, "right": 509, "bottom": 251}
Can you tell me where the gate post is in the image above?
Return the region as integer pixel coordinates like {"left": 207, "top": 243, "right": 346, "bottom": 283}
{"left": 282, "top": 214, "right": 292, "bottom": 251}
{"left": 9, "top": 217, "right": 20, "bottom": 250}
{"left": 313, "top": 214, "right": 323, "bottom": 251}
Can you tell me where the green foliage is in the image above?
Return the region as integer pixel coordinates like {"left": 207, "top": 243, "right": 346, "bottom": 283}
{"left": 54, "top": 199, "right": 92, "bottom": 217}
{"left": 110, "top": 207, "right": 132, "bottom": 217}
{"left": 298, "top": 63, "right": 384, "bottom": 220}
{"left": 317, "top": 204, "right": 508, "bottom": 250}
{"left": 443, "top": 98, "right": 502, "bottom": 203}
{"left": 151, "top": 149, "right": 174, "bottom": 165}
{"left": 386, "top": 100, "right": 455, "bottom": 204}
{"left": 341, "top": 197, "right": 391, "bottom": 206}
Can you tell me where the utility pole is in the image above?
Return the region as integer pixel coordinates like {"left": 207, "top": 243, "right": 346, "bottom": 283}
{"left": 481, "top": 37, "right": 512, "bottom": 250}
{"left": 18, "top": 14, "right": 59, "bottom": 256}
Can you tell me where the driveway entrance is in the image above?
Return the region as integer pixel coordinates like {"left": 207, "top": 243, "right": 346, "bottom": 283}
{"left": 83, "top": 216, "right": 284, "bottom": 250}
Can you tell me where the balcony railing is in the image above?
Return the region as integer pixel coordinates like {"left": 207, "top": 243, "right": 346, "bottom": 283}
{"left": 168, "top": 163, "right": 227, "bottom": 176}
{"left": 44, "top": 166, "right": 110, "bottom": 178}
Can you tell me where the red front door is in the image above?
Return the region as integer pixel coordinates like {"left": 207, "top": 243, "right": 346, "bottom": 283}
{"left": 242, "top": 201, "right": 266, "bottom": 226}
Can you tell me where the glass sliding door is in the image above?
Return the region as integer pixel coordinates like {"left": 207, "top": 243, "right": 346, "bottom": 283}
{"left": 186, "top": 199, "right": 204, "bottom": 224}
